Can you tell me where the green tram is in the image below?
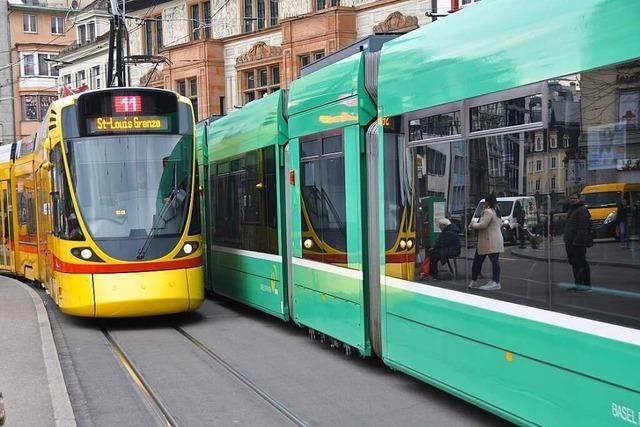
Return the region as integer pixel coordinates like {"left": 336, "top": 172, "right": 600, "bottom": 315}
{"left": 198, "top": 0, "right": 640, "bottom": 424}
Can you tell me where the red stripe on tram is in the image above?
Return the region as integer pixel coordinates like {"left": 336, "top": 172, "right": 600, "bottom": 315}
{"left": 52, "top": 255, "right": 202, "bottom": 274}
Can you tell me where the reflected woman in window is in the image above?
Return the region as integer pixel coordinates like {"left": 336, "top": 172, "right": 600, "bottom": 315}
{"left": 468, "top": 193, "right": 504, "bottom": 290}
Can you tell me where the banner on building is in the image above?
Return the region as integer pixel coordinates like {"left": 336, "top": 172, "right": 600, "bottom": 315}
{"left": 587, "top": 123, "right": 626, "bottom": 170}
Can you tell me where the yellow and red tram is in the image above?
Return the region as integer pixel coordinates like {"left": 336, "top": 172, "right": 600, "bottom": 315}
{"left": 0, "top": 88, "right": 203, "bottom": 317}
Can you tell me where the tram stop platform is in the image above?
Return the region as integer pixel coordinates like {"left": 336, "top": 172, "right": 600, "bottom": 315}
{"left": 0, "top": 275, "right": 76, "bottom": 427}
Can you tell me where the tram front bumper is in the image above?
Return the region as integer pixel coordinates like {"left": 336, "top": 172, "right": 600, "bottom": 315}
{"left": 58, "top": 267, "right": 204, "bottom": 317}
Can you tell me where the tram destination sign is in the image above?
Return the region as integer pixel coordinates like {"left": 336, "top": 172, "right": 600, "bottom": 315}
{"left": 87, "top": 116, "right": 170, "bottom": 134}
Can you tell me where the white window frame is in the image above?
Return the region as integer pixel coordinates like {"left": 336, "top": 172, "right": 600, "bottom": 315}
{"left": 21, "top": 52, "right": 57, "bottom": 77}
{"left": 75, "top": 70, "right": 86, "bottom": 87}
{"left": 51, "top": 16, "right": 64, "bottom": 35}
{"left": 76, "top": 21, "right": 96, "bottom": 44}
{"left": 23, "top": 14, "right": 37, "bottom": 33}
{"left": 536, "top": 159, "right": 542, "bottom": 171}
{"left": 534, "top": 136, "right": 544, "bottom": 152}
{"left": 90, "top": 65, "right": 101, "bottom": 89}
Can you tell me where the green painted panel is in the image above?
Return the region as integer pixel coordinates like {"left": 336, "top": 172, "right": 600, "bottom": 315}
{"left": 195, "top": 121, "right": 208, "bottom": 165}
{"left": 207, "top": 90, "right": 287, "bottom": 161}
{"left": 214, "top": 266, "right": 286, "bottom": 319}
{"left": 288, "top": 96, "right": 360, "bottom": 139}
{"left": 293, "top": 284, "right": 366, "bottom": 351}
{"left": 378, "top": 0, "right": 640, "bottom": 117}
{"left": 288, "top": 53, "right": 361, "bottom": 117}
{"left": 384, "top": 284, "right": 640, "bottom": 394}
{"left": 213, "top": 250, "right": 282, "bottom": 282}
{"left": 386, "top": 314, "right": 640, "bottom": 427}
{"left": 343, "top": 125, "right": 364, "bottom": 270}
{"left": 292, "top": 262, "right": 361, "bottom": 304}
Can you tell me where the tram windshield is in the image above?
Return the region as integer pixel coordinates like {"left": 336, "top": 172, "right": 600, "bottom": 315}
{"left": 65, "top": 134, "right": 193, "bottom": 240}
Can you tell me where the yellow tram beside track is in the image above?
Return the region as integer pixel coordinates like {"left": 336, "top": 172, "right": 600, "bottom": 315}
{"left": 0, "top": 88, "right": 204, "bottom": 317}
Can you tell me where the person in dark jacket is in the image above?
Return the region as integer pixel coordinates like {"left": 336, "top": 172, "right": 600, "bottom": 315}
{"left": 617, "top": 197, "right": 630, "bottom": 249}
{"left": 564, "top": 193, "right": 592, "bottom": 291}
{"left": 430, "top": 218, "right": 461, "bottom": 279}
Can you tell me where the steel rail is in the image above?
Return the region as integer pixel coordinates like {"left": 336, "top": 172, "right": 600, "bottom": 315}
{"left": 174, "top": 326, "right": 310, "bottom": 427}
{"left": 100, "top": 325, "right": 179, "bottom": 427}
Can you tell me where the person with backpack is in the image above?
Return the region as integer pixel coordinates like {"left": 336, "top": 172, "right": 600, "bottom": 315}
{"left": 564, "top": 192, "right": 592, "bottom": 292}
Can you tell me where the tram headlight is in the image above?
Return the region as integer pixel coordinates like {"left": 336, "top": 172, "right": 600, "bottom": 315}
{"left": 80, "top": 249, "right": 93, "bottom": 260}
{"left": 70, "top": 247, "right": 104, "bottom": 262}
{"left": 174, "top": 241, "right": 200, "bottom": 258}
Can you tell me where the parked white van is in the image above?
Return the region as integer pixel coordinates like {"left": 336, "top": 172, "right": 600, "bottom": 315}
{"left": 473, "top": 196, "right": 538, "bottom": 243}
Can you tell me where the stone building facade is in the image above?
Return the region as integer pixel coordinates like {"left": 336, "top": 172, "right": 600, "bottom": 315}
{"left": 7, "top": 0, "right": 75, "bottom": 140}
{"left": 55, "top": 0, "right": 111, "bottom": 95}
{"left": 125, "top": 0, "right": 454, "bottom": 120}
{"left": 0, "top": 1, "right": 15, "bottom": 145}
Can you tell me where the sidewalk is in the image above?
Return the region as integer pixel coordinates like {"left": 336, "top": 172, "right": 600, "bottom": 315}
{"left": 511, "top": 239, "right": 640, "bottom": 269}
{"left": 0, "top": 276, "right": 75, "bottom": 427}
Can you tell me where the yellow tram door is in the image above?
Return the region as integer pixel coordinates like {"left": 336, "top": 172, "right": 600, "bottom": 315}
{"left": 0, "top": 180, "right": 14, "bottom": 272}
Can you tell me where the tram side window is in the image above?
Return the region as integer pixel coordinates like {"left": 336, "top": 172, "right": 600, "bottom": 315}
{"left": 50, "top": 146, "right": 83, "bottom": 240}
{"left": 300, "top": 130, "right": 347, "bottom": 264}
{"left": 210, "top": 146, "right": 277, "bottom": 254}
{"left": 16, "top": 174, "right": 37, "bottom": 241}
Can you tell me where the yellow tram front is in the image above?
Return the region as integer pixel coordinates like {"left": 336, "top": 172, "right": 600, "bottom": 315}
{"left": 50, "top": 88, "right": 203, "bottom": 317}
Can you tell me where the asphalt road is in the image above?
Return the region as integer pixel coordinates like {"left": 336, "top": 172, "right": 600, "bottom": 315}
{"left": 42, "top": 290, "right": 512, "bottom": 427}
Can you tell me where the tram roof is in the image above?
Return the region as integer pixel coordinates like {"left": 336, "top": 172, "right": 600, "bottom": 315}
{"left": 378, "top": 0, "right": 640, "bottom": 117}
{"left": 288, "top": 52, "right": 363, "bottom": 117}
{"left": 207, "top": 90, "right": 287, "bottom": 161}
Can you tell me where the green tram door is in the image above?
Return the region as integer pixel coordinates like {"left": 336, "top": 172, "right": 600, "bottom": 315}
{"left": 287, "top": 52, "right": 376, "bottom": 356}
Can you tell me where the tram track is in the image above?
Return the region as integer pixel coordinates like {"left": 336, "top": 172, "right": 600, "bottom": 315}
{"left": 100, "top": 321, "right": 310, "bottom": 427}
{"left": 99, "top": 325, "right": 179, "bottom": 427}
{"left": 173, "top": 326, "right": 311, "bottom": 427}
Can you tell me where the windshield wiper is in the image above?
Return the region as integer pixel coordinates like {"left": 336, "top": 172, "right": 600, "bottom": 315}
{"left": 136, "top": 188, "right": 186, "bottom": 260}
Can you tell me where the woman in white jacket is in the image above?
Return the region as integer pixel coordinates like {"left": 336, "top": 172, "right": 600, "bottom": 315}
{"left": 468, "top": 194, "right": 504, "bottom": 290}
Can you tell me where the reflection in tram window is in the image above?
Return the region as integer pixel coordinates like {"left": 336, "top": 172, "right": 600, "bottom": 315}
{"left": 382, "top": 59, "right": 640, "bottom": 330}
{"left": 300, "top": 130, "right": 347, "bottom": 264}
{"left": 549, "top": 61, "right": 640, "bottom": 329}
{"left": 16, "top": 174, "right": 37, "bottom": 241}
{"left": 410, "top": 141, "right": 467, "bottom": 284}
{"left": 50, "top": 145, "right": 84, "bottom": 240}
{"left": 470, "top": 94, "right": 542, "bottom": 132}
{"left": 210, "top": 146, "right": 277, "bottom": 254}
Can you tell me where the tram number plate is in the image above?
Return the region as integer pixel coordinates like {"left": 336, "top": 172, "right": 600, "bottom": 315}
{"left": 114, "top": 96, "right": 142, "bottom": 113}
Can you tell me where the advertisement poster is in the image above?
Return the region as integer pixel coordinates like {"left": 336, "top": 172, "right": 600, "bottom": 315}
{"left": 433, "top": 201, "right": 445, "bottom": 233}
{"left": 587, "top": 124, "right": 626, "bottom": 170}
